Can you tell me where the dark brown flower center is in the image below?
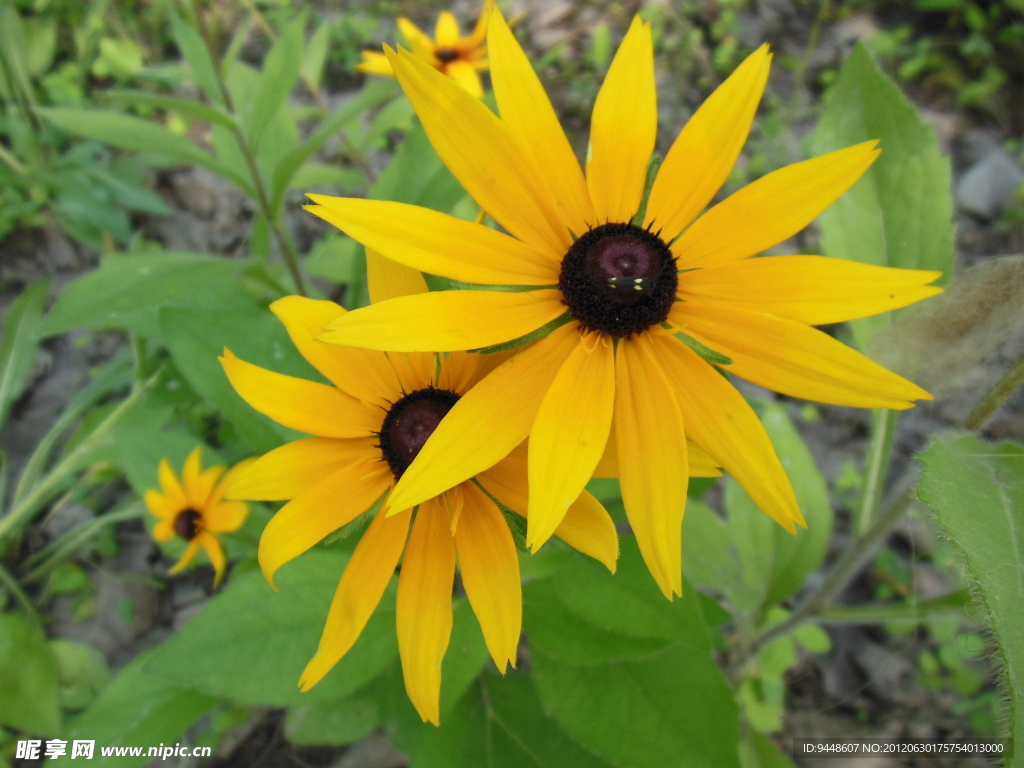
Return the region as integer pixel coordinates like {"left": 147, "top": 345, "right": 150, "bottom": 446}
{"left": 558, "top": 222, "right": 678, "bottom": 337}
{"left": 435, "top": 47, "right": 460, "bottom": 64}
{"left": 174, "top": 509, "right": 202, "bottom": 540}
{"left": 379, "top": 388, "right": 461, "bottom": 479}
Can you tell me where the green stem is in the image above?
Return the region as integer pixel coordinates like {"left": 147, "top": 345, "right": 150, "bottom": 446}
{"left": 854, "top": 408, "right": 897, "bottom": 537}
{"left": 0, "top": 144, "right": 27, "bottom": 176}
{"left": 787, "top": 0, "right": 831, "bottom": 125}
{"left": 189, "top": 0, "right": 307, "bottom": 296}
{"left": 817, "top": 590, "right": 970, "bottom": 624}
{"left": 962, "top": 349, "right": 1024, "bottom": 431}
{"left": 0, "top": 562, "right": 41, "bottom": 629}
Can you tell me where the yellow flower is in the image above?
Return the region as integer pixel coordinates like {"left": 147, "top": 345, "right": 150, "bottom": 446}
{"left": 216, "top": 257, "right": 706, "bottom": 724}
{"left": 303, "top": 11, "right": 942, "bottom": 600}
{"left": 145, "top": 447, "right": 250, "bottom": 588}
{"left": 358, "top": 1, "right": 492, "bottom": 97}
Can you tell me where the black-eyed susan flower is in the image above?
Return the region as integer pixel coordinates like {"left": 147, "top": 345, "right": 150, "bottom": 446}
{"left": 145, "top": 447, "right": 250, "bottom": 587}
{"left": 303, "top": 10, "right": 942, "bottom": 600}
{"left": 216, "top": 256, "right": 701, "bottom": 724}
{"left": 358, "top": 0, "right": 492, "bottom": 97}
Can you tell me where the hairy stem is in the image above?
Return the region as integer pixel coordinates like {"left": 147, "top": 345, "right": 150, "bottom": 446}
{"left": 854, "top": 408, "right": 897, "bottom": 536}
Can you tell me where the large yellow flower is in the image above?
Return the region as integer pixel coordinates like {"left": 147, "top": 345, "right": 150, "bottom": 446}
{"left": 145, "top": 447, "right": 250, "bottom": 588}
{"left": 358, "top": 1, "right": 492, "bottom": 97}
{"left": 216, "top": 259, "right": 704, "bottom": 724}
{"left": 304, "top": 11, "right": 942, "bottom": 600}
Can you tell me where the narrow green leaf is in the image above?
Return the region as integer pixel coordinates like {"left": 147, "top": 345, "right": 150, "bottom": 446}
{"left": 472, "top": 314, "right": 572, "bottom": 355}
{"left": 105, "top": 90, "right": 236, "bottom": 130}
{"left": 812, "top": 43, "right": 955, "bottom": 347}
{"left": 674, "top": 330, "right": 733, "bottom": 365}
{"left": 246, "top": 13, "right": 304, "bottom": 150}
{"left": 369, "top": 121, "right": 465, "bottom": 211}
{"left": 285, "top": 690, "right": 379, "bottom": 746}
{"left": 67, "top": 649, "right": 216, "bottom": 768}
{"left": 300, "top": 23, "right": 331, "bottom": 92}
{"left": 169, "top": 11, "right": 224, "bottom": 106}
{"left": 739, "top": 732, "right": 797, "bottom": 768}
{"left": 918, "top": 432, "right": 1024, "bottom": 764}
{"left": 0, "top": 611, "right": 60, "bottom": 735}
{"left": 0, "top": 279, "right": 47, "bottom": 430}
{"left": 450, "top": 281, "right": 556, "bottom": 293}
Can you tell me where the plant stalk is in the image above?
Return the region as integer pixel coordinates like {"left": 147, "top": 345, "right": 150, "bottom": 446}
{"left": 962, "top": 349, "right": 1024, "bottom": 430}
{"left": 854, "top": 408, "right": 897, "bottom": 536}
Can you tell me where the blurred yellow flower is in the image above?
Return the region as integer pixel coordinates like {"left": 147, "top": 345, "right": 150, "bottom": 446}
{"left": 358, "top": 0, "right": 492, "bottom": 97}
{"left": 145, "top": 447, "right": 250, "bottom": 588}
{"left": 304, "top": 10, "right": 941, "bottom": 600}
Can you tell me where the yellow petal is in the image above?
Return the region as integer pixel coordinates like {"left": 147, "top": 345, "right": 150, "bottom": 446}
{"left": 489, "top": 8, "right": 594, "bottom": 236}
{"left": 586, "top": 17, "right": 656, "bottom": 224}
{"left": 679, "top": 256, "right": 943, "bottom": 325}
{"left": 454, "top": 482, "right": 520, "bottom": 672}
{"left": 203, "top": 500, "right": 249, "bottom": 533}
{"left": 445, "top": 60, "right": 483, "bottom": 97}
{"left": 466, "top": 0, "right": 493, "bottom": 47}
{"left": 306, "top": 198, "right": 558, "bottom": 286}
{"left": 188, "top": 465, "right": 225, "bottom": 511}
{"left": 219, "top": 348, "right": 380, "bottom": 438}
{"left": 671, "top": 302, "right": 933, "bottom": 409}
{"left": 435, "top": 11, "right": 461, "bottom": 46}
{"left": 300, "top": 506, "right": 412, "bottom": 691}
{"left": 655, "top": 336, "right": 802, "bottom": 531}
{"left": 527, "top": 333, "right": 614, "bottom": 551}
{"left": 319, "top": 289, "right": 565, "bottom": 352}
{"left": 225, "top": 437, "right": 377, "bottom": 501}
{"left": 270, "top": 296, "right": 401, "bottom": 407}
{"left": 258, "top": 461, "right": 392, "bottom": 588}
{"left": 153, "top": 515, "right": 176, "bottom": 542}
{"left": 397, "top": 18, "right": 435, "bottom": 56}
{"left": 168, "top": 537, "right": 202, "bottom": 575}
{"left": 396, "top": 497, "right": 456, "bottom": 725}
{"left": 208, "top": 457, "right": 257, "bottom": 507}
{"left": 645, "top": 45, "right": 771, "bottom": 240}
{"left": 673, "top": 141, "right": 880, "bottom": 268}
{"left": 198, "top": 532, "right": 227, "bottom": 587}
{"left": 615, "top": 333, "right": 687, "bottom": 599}
{"left": 366, "top": 247, "right": 428, "bottom": 304}
{"left": 594, "top": 432, "right": 721, "bottom": 478}
{"left": 386, "top": 45, "right": 569, "bottom": 254}
{"left": 182, "top": 447, "right": 202, "bottom": 498}
{"left": 387, "top": 322, "right": 582, "bottom": 511}
{"left": 158, "top": 458, "right": 186, "bottom": 508}
{"left": 388, "top": 351, "right": 437, "bottom": 394}
{"left": 357, "top": 50, "right": 394, "bottom": 76}
{"left": 437, "top": 351, "right": 482, "bottom": 394}
{"left": 144, "top": 489, "right": 174, "bottom": 520}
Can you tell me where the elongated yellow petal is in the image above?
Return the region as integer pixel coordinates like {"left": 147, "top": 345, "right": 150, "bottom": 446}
{"left": 270, "top": 296, "right": 401, "bottom": 407}
{"left": 679, "top": 256, "right": 943, "bottom": 325}
{"left": 365, "top": 247, "right": 428, "bottom": 304}
{"left": 198, "top": 532, "right": 227, "bottom": 587}
{"left": 646, "top": 45, "right": 771, "bottom": 240}
{"left": 388, "top": 351, "right": 437, "bottom": 394}
{"left": 182, "top": 447, "right": 202, "bottom": 498}
{"left": 388, "top": 322, "right": 582, "bottom": 511}
{"left": 489, "top": 9, "right": 594, "bottom": 235}
{"left": 673, "top": 141, "right": 880, "bottom": 268}
{"left": 145, "top": 489, "right": 174, "bottom": 520}
{"left": 168, "top": 537, "right": 201, "bottom": 575}
{"left": 153, "top": 515, "right": 176, "bottom": 542}
{"left": 300, "top": 506, "right": 412, "bottom": 691}
{"left": 258, "top": 461, "right": 392, "bottom": 587}
{"left": 225, "top": 437, "right": 377, "bottom": 501}
{"left": 219, "top": 349, "right": 380, "bottom": 438}
{"left": 655, "top": 336, "right": 802, "bottom": 531}
{"left": 203, "top": 500, "right": 248, "bottom": 533}
{"left": 454, "top": 482, "right": 520, "bottom": 671}
{"left": 587, "top": 17, "right": 656, "bottom": 224}
{"left": 208, "top": 457, "right": 255, "bottom": 507}
{"left": 671, "top": 302, "right": 932, "bottom": 408}
{"left": 319, "top": 289, "right": 565, "bottom": 352}
{"left": 615, "top": 334, "right": 688, "bottom": 598}
{"left": 189, "top": 465, "right": 225, "bottom": 511}
{"left": 435, "top": 11, "right": 461, "bottom": 46}
{"left": 467, "top": 0, "right": 493, "bottom": 47}
{"left": 446, "top": 60, "right": 483, "bottom": 97}
{"left": 386, "top": 46, "right": 569, "bottom": 254}
{"left": 438, "top": 351, "right": 482, "bottom": 394}
{"left": 594, "top": 432, "right": 721, "bottom": 478}
{"left": 158, "top": 458, "right": 186, "bottom": 509}
{"left": 527, "top": 333, "right": 614, "bottom": 551}
{"left": 357, "top": 51, "right": 394, "bottom": 76}
{"left": 397, "top": 18, "right": 435, "bottom": 56}
{"left": 305, "top": 197, "right": 558, "bottom": 285}
{"left": 396, "top": 497, "right": 456, "bottom": 725}
{"left": 477, "top": 444, "right": 620, "bottom": 571}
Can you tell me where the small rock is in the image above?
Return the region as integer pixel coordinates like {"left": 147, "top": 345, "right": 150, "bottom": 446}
{"left": 853, "top": 642, "right": 914, "bottom": 701}
{"left": 831, "top": 15, "right": 880, "bottom": 47}
{"left": 956, "top": 147, "right": 1024, "bottom": 218}
{"left": 334, "top": 732, "right": 407, "bottom": 768}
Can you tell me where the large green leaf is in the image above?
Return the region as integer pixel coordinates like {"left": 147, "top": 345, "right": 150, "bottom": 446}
{"left": 145, "top": 549, "right": 398, "bottom": 706}
{"left": 370, "top": 121, "right": 465, "bottom": 211}
{"left": 0, "top": 612, "right": 60, "bottom": 735}
{"left": 524, "top": 541, "right": 740, "bottom": 768}
{"left": 918, "top": 432, "right": 1024, "bottom": 765}
{"left": 41, "top": 253, "right": 240, "bottom": 336}
{"left": 169, "top": 11, "right": 224, "bottom": 107}
{"left": 812, "top": 43, "right": 955, "bottom": 347}
{"left": 159, "top": 304, "right": 315, "bottom": 453}
{"left": 245, "top": 14, "right": 303, "bottom": 151}
{"left": 0, "top": 279, "right": 47, "bottom": 430}
{"left": 67, "top": 649, "right": 216, "bottom": 768}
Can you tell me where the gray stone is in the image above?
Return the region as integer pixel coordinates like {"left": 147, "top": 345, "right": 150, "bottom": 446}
{"left": 956, "top": 147, "right": 1024, "bottom": 217}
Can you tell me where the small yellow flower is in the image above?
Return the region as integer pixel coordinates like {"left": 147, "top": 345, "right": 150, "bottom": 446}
{"left": 358, "top": 0, "right": 492, "bottom": 97}
{"left": 145, "top": 447, "right": 250, "bottom": 588}
{"left": 303, "top": 11, "right": 942, "bottom": 600}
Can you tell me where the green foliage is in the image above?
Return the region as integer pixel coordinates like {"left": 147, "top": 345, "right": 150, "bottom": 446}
{"left": 0, "top": 611, "right": 60, "bottom": 735}
{"left": 813, "top": 43, "right": 955, "bottom": 347}
{"left": 50, "top": 639, "right": 111, "bottom": 711}
{"left": 918, "top": 433, "right": 1024, "bottom": 762}
{"left": 0, "top": 279, "right": 47, "bottom": 431}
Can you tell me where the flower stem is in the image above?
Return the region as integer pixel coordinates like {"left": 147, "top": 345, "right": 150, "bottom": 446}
{"left": 962, "top": 350, "right": 1024, "bottom": 430}
{"left": 854, "top": 408, "right": 897, "bottom": 536}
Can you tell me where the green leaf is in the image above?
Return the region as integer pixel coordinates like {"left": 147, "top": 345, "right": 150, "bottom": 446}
{"left": 159, "top": 304, "right": 314, "bottom": 452}
{"left": 918, "top": 432, "right": 1024, "bottom": 764}
{"left": 0, "top": 612, "right": 60, "bottom": 735}
{"left": 67, "top": 649, "right": 217, "bottom": 768}
{"left": 811, "top": 43, "right": 955, "bottom": 347}
{"left": 41, "top": 252, "right": 240, "bottom": 336}
{"left": 370, "top": 121, "right": 465, "bottom": 211}
{"left": 50, "top": 639, "right": 112, "bottom": 711}
{"left": 472, "top": 314, "right": 572, "bottom": 355}
{"left": 169, "top": 11, "right": 224, "bottom": 106}
{"left": 524, "top": 540, "right": 740, "bottom": 768}
{"left": 144, "top": 549, "right": 398, "bottom": 706}
{"left": 300, "top": 24, "right": 331, "bottom": 92}
{"left": 412, "top": 673, "right": 616, "bottom": 768}
{"left": 0, "top": 279, "right": 47, "bottom": 431}
{"left": 285, "top": 689, "right": 379, "bottom": 746}
{"left": 36, "top": 108, "right": 252, "bottom": 194}
{"left": 675, "top": 331, "right": 733, "bottom": 365}
{"left": 245, "top": 14, "right": 304, "bottom": 150}
{"left": 105, "top": 90, "right": 236, "bottom": 130}
{"left": 739, "top": 732, "right": 797, "bottom": 768}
